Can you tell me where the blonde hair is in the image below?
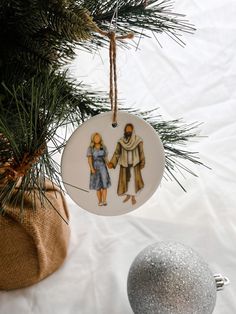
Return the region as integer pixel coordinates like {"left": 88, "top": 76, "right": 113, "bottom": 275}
{"left": 90, "top": 132, "right": 104, "bottom": 148}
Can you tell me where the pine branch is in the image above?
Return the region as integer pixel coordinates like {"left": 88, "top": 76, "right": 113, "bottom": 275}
{"left": 0, "top": 0, "right": 195, "bottom": 86}
{"left": 84, "top": 0, "right": 195, "bottom": 48}
{"left": 0, "top": 73, "right": 102, "bottom": 213}
{"left": 0, "top": 0, "right": 96, "bottom": 84}
{"left": 0, "top": 0, "right": 196, "bottom": 114}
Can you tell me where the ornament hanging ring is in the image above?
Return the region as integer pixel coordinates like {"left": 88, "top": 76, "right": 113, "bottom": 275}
{"left": 214, "top": 274, "right": 230, "bottom": 291}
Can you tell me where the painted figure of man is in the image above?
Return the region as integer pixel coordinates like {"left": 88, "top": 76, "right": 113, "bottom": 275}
{"left": 108, "top": 123, "right": 145, "bottom": 205}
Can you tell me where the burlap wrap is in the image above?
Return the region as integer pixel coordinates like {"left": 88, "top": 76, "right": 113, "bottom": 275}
{"left": 0, "top": 180, "right": 70, "bottom": 290}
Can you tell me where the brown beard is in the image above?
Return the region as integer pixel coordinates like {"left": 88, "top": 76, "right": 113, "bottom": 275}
{"left": 124, "top": 131, "right": 132, "bottom": 140}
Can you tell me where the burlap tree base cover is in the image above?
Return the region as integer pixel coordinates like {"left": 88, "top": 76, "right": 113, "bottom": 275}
{"left": 0, "top": 180, "right": 70, "bottom": 290}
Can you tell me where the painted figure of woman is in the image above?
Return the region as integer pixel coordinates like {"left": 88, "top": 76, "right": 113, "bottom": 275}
{"left": 87, "top": 133, "right": 111, "bottom": 206}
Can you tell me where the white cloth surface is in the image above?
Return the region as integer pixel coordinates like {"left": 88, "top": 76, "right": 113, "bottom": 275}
{"left": 1, "top": 0, "right": 236, "bottom": 313}
{"left": 0, "top": 207, "right": 235, "bottom": 314}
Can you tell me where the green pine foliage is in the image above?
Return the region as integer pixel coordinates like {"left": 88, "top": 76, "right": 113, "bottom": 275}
{"left": 0, "top": 0, "right": 95, "bottom": 85}
{"left": 0, "top": 0, "right": 202, "bottom": 214}
{"left": 88, "top": 0, "right": 195, "bottom": 47}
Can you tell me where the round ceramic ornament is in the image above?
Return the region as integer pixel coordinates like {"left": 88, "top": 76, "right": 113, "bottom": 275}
{"left": 61, "top": 111, "right": 165, "bottom": 216}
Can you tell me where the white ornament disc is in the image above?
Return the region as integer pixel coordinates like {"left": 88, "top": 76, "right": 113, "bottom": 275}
{"left": 61, "top": 111, "right": 165, "bottom": 216}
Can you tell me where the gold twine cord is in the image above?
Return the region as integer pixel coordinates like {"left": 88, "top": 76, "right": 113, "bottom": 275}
{"left": 94, "top": 25, "right": 134, "bottom": 126}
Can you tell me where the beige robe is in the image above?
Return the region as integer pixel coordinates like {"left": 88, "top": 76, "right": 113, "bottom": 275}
{"left": 110, "top": 139, "right": 145, "bottom": 196}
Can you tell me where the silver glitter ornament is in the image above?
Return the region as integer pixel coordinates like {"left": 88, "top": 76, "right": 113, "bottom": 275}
{"left": 127, "top": 242, "right": 217, "bottom": 314}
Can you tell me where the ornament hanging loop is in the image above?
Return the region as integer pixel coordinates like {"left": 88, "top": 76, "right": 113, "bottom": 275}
{"left": 107, "top": 31, "right": 118, "bottom": 126}
{"left": 93, "top": 24, "right": 134, "bottom": 126}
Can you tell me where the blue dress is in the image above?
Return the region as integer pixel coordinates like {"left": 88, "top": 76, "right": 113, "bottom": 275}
{"left": 87, "top": 146, "right": 111, "bottom": 191}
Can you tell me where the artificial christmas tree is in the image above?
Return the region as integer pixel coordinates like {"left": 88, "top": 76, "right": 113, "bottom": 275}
{"left": 0, "top": 0, "right": 203, "bottom": 289}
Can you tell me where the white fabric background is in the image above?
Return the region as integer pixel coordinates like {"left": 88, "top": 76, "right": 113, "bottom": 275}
{"left": 0, "top": 0, "right": 236, "bottom": 313}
